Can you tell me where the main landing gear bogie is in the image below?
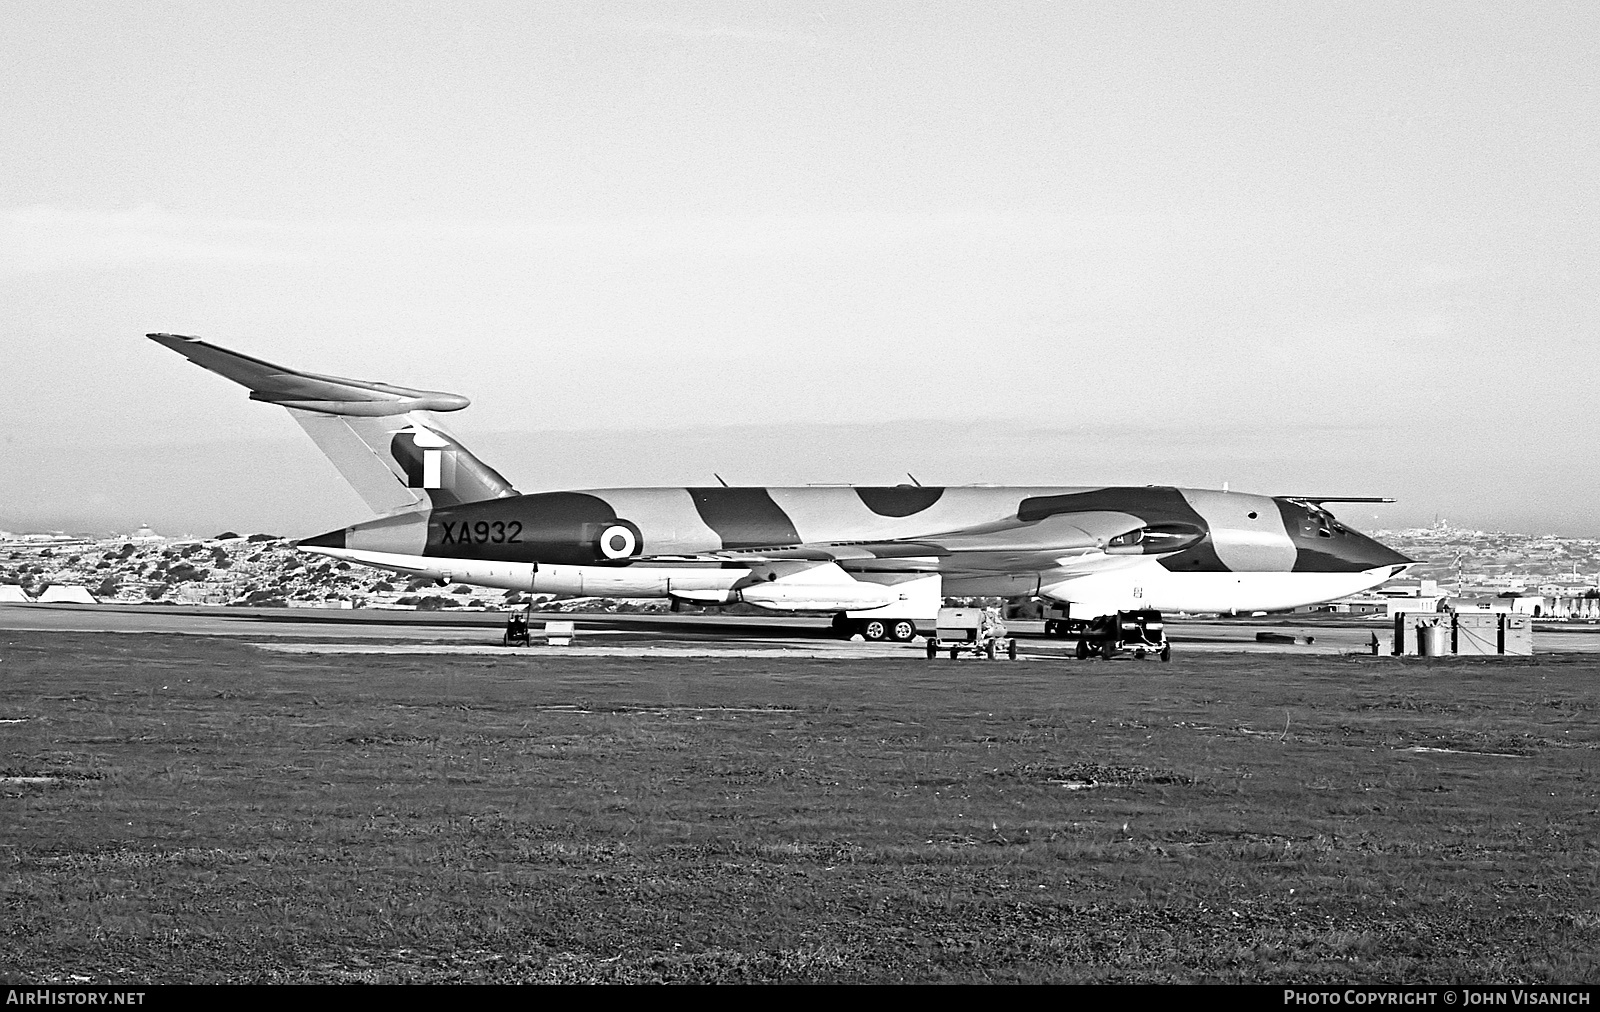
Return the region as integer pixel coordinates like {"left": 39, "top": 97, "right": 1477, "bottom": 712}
{"left": 836, "top": 613, "right": 919, "bottom": 643}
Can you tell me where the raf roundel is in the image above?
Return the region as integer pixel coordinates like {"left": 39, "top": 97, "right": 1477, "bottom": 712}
{"left": 598, "top": 523, "right": 638, "bottom": 560}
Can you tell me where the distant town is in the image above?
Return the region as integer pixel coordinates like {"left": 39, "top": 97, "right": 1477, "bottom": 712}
{"left": 1342, "top": 522, "right": 1600, "bottom": 621}
{"left": 1379, "top": 521, "right": 1600, "bottom": 599}
{"left": 2, "top": 520, "right": 1598, "bottom": 616}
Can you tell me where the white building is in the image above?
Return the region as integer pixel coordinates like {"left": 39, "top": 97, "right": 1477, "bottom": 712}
{"left": 36, "top": 585, "right": 97, "bottom": 604}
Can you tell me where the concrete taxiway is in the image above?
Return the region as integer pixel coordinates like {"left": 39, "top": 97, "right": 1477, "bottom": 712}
{"left": 0, "top": 603, "right": 826, "bottom": 640}
{"left": 3, "top": 602, "right": 1597, "bottom": 657}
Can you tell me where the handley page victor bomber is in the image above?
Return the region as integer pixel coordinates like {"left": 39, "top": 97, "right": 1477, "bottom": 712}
{"left": 150, "top": 334, "right": 1411, "bottom": 649}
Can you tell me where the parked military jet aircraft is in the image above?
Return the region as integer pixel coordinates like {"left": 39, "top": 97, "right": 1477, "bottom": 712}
{"left": 150, "top": 334, "right": 1411, "bottom": 646}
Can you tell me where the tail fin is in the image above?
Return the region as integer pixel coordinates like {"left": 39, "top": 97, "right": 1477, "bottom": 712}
{"left": 149, "top": 333, "right": 516, "bottom": 514}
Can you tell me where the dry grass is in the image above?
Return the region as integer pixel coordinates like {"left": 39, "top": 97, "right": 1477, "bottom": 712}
{"left": 1, "top": 631, "right": 1596, "bottom": 982}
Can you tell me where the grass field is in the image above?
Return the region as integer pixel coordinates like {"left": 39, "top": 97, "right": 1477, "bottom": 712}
{"left": 1, "top": 631, "right": 1596, "bottom": 983}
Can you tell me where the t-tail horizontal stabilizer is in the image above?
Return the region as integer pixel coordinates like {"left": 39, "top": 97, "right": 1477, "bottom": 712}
{"left": 148, "top": 333, "right": 516, "bottom": 514}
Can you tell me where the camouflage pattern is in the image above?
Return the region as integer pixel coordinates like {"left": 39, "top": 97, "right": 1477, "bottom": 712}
{"left": 298, "top": 483, "right": 1408, "bottom": 578}
{"left": 151, "top": 334, "right": 1411, "bottom": 618}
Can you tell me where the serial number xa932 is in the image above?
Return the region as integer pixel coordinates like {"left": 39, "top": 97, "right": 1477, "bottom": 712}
{"left": 439, "top": 520, "right": 523, "bottom": 545}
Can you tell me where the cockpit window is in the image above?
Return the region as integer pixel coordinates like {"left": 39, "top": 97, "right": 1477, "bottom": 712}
{"left": 1301, "top": 512, "right": 1339, "bottom": 538}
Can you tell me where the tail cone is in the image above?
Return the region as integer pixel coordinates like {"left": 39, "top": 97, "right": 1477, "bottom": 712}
{"left": 297, "top": 527, "right": 347, "bottom": 550}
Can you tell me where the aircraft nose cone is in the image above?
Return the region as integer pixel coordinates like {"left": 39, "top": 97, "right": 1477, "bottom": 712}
{"left": 1278, "top": 500, "right": 1413, "bottom": 573}
{"left": 1291, "top": 527, "right": 1412, "bottom": 573}
{"left": 1343, "top": 531, "right": 1414, "bottom": 571}
{"left": 296, "top": 527, "right": 347, "bottom": 550}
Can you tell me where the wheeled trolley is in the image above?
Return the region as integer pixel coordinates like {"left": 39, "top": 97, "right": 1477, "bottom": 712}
{"left": 925, "top": 607, "right": 1018, "bottom": 660}
{"left": 502, "top": 608, "right": 532, "bottom": 647}
{"left": 1073, "top": 609, "right": 1170, "bottom": 661}
{"left": 1040, "top": 605, "right": 1171, "bottom": 661}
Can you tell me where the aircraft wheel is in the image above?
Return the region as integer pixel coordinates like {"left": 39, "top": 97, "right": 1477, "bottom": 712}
{"left": 985, "top": 640, "right": 997, "bottom": 660}
{"left": 890, "top": 619, "right": 917, "bottom": 642}
{"left": 926, "top": 638, "right": 938, "bottom": 659}
{"left": 1134, "top": 648, "right": 1147, "bottom": 660}
{"left": 1007, "top": 638, "right": 1018, "bottom": 661}
{"left": 1160, "top": 644, "right": 1172, "bottom": 663}
{"left": 1102, "top": 643, "right": 1117, "bottom": 660}
{"left": 862, "top": 619, "right": 888, "bottom": 642}
{"left": 949, "top": 647, "right": 960, "bottom": 660}
{"left": 830, "top": 612, "right": 853, "bottom": 637}
{"left": 1075, "top": 639, "right": 1089, "bottom": 660}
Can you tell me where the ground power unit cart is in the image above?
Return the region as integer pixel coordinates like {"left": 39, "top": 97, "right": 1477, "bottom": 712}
{"left": 926, "top": 607, "right": 1019, "bottom": 660}
{"left": 1042, "top": 607, "right": 1171, "bottom": 661}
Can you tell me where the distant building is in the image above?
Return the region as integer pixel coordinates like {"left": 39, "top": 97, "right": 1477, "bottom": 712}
{"left": 1446, "top": 595, "right": 1546, "bottom": 616}
{"left": 1376, "top": 579, "right": 1439, "bottom": 598}
{"left": 1546, "top": 596, "right": 1600, "bottom": 620}
{"left": 1386, "top": 597, "right": 1444, "bottom": 618}
{"left": 2, "top": 532, "right": 89, "bottom": 546}
{"left": 35, "top": 585, "right": 97, "bottom": 604}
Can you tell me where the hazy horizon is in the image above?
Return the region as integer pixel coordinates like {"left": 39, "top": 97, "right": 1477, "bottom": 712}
{"left": 5, "top": 415, "right": 1589, "bottom": 540}
{"left": 5, "top": 4, "right": 1596, "bottom": 537}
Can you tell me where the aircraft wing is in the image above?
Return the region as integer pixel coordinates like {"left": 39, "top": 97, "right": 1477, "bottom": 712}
{"left": 629, "top": 509, "right": 1203, "bottom": 570}
{"left": 637, "top": 540, "right": 952, "bottom": 565}
{"left": 633, "top": 517, "right": 1114, "bottom": 569}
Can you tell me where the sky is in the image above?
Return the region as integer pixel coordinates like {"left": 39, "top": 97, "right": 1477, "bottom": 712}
{"left": 3, "top": 2, "right": 1597, "bottom": 537}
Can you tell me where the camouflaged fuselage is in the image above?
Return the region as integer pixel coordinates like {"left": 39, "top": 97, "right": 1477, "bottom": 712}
{"left": 149, "top": 333, "right": 1410, "bottom": 618}
{"left": 303, "top": 484, "right": 1409, "bottom": 577}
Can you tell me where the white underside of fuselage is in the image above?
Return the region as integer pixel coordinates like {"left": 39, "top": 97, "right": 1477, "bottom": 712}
{"left": 1036, "top": 556, "right": 1397, "bottom": 616}
{"left": 301, "top": 547, "right": 1398, "bottom": 619}
{"left": 298, "top": 548, "right": 940, "bottom": 615}
{"left": 304, "top": 547, "right": 749, "bottom": 598}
